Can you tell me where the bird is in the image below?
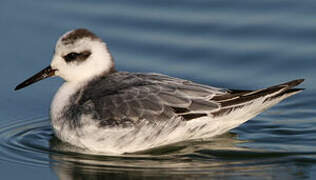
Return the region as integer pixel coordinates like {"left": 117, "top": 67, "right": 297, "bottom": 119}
{"left": 15, "top": 29, "right": 304, "bottom": 154}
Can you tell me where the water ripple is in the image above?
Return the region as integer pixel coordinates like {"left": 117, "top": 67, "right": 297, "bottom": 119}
{"left": 0, "top": 117, "right": 52, "bottom": 167}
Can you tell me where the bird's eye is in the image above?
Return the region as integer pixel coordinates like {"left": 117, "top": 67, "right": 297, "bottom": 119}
{"left": 64, "top": 52, "right": 80, "bottom": 62}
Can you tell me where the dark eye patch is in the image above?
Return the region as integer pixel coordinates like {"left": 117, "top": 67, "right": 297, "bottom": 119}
{"left": 63, "top": 50, "right": 91, "bottom": 63}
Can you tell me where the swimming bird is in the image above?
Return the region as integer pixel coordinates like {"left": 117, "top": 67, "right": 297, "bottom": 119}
{"left": 15, "top": 29, "right": 304, "bottom": 154}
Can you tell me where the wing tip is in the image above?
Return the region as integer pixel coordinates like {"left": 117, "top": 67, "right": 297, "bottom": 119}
{"left": 281, "top": 79, "right": 305, "bottom": 88}
{"left": 283, "top": 87, "right": 304, "bottom": 96}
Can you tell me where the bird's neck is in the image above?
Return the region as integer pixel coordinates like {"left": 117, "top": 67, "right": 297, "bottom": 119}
{"left": 50, "top": 69, "right": 117, "bottom": 129}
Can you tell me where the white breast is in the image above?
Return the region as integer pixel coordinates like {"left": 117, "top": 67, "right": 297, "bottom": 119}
{"left": 50, "top": 82, "right": 84, "bottom": 131}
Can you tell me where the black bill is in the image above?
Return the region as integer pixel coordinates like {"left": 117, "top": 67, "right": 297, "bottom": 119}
{"left": 15, "top": 66, "right": 56, "bottom": 91}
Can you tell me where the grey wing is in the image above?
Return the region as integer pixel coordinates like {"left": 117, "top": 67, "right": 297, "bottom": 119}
{"left": 83, "top": 73, "right": 228, "bottom": 127}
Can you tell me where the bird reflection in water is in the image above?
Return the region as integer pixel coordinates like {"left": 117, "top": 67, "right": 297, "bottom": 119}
{"left": 49, "top": 133, "right": 292, "bottom": 180}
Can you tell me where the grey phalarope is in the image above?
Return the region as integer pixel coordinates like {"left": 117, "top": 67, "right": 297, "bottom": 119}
{"left": 15, "top": 29, "right": 304, "bottom": 154}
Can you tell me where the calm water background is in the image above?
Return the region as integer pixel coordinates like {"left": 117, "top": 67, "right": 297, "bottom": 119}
{"left": 0, "top": 0, "right": 316, "bottom": 179}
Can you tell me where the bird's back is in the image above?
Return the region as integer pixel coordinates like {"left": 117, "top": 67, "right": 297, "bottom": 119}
{"left": 61, "top": 71, "right": 227, "bottom": 128}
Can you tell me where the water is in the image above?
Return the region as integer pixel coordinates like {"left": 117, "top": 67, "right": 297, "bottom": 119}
{"left": 1, "top": 0, "right": 316, "bottom": 179}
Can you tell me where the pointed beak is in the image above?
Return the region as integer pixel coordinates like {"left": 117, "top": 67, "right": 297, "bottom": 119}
{"left": 15, "top": 66, "right": 56, "bottom": 91}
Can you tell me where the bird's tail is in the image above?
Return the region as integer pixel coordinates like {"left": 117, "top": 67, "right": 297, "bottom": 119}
{"left": 212, "top": 79, "right": 305, "bottom": 118}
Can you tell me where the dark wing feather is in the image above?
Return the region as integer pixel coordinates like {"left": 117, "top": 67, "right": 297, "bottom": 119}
{"left": 211, "top": 79, "right": 304, "bottom": 117}
{"left": 65, "top": 71, "right": 304, "bottom": 129}
{"left": 72, "top": 72, "right": 226, "bottom": 127}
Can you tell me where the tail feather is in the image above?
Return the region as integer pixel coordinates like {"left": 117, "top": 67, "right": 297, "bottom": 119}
{"left": 211, "top": 79, "right": 304, "bottom": 117}
{"left": 264, "top": 87, "right": 304, "bottom": 103}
